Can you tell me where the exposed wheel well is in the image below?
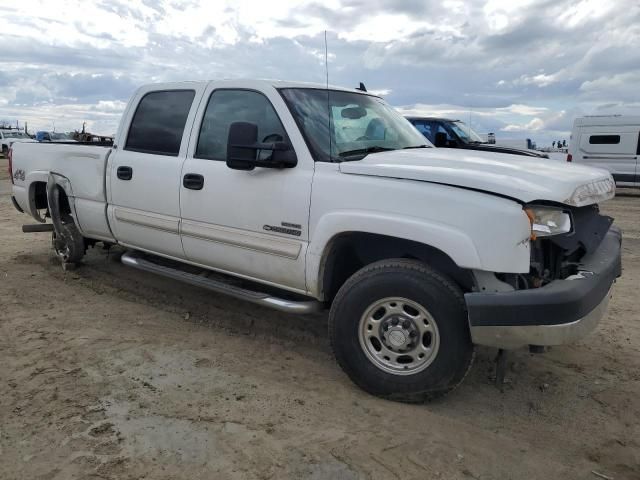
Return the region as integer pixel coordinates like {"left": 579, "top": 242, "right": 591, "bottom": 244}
{"left": 320, "top": 232, "right": 474, "bottom": 302}
{"left": 31, "top": 181, "right": 47, "bottom": 211}
{"left": 30, "top": 181, "right": 71, "bottom": 214}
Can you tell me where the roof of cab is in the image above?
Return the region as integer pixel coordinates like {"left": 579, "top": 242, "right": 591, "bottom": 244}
{"left": 137, "top": 79, "right": 374, "bottom": 95}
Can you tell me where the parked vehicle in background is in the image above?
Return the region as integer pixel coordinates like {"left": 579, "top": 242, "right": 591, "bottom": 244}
{"left": 1, "top": 129, "right": 32, "bottom": 156}
{"left": 36, "top": 131, "right": 76, "bottom": 142}
{"left": 567, "top": 115, "right": 639, "bottom": 188}
{"left": 72, "top": 132, "right": 114, "bottom": 144}
{"left": 493, "top": 138, "right": 538, "bottom": 151}
{"left": 9, "top": 80, "right": 621, "bottom": 401}
{"left": 406, "top": 117, "right": 548, "bottom": 158}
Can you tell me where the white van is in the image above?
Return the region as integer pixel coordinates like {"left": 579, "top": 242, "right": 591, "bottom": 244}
{"left": 567, "top": 115, "right": 639, "bottom": 187}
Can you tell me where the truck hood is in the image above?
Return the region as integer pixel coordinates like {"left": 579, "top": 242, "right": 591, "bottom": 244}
{"left": 462, "top": 143, "right": 549, "bottom": 158}
{"left": 338, "top": 148, "right": 615, "bottom": 206}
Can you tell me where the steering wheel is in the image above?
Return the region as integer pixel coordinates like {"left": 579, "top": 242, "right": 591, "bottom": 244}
{"left": 356, "top": 135, "right": 370, "bottom": 141}
{"left": 262, "top": 133, "right": 283, "bottom": 143}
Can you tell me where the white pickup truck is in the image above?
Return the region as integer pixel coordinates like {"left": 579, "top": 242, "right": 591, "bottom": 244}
{"left": 9, "top": 80, "right": 622, "bottom": 401}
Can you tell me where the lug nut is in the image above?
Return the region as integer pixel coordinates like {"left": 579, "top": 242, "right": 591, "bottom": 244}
{"left": 392, "top": 318, "right": 399, "bottom": 326}
{"left": 403, "top": 320, "right": 411, "bottom": 328}
{"left": 409, "top": 331, "right": 417, "bottom": 338}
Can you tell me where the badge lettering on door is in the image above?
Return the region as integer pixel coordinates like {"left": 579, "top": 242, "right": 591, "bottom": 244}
{"left": 263, "top": 222, "right": 302, "bottom": 236}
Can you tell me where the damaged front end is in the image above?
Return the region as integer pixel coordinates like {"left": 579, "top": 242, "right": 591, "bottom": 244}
{"left": 465, "top": 203, "right": 622, "bottom": 350}
{"left": 501, "top": 204, "right": 615, "bottom": 289}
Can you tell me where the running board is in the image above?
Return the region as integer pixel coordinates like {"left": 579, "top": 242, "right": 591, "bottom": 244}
{"left": 120, "top": 251, "right": 323, "bottom": 314}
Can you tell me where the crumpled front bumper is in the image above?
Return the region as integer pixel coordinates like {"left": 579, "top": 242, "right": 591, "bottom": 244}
{"left": 465, "top": 227, "right": 622, "bottom": 350}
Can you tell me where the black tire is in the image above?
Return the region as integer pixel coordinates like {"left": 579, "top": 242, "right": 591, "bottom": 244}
{"left": 52, "top": 220, "right": 85, "bottom": 265}
{"left": 329, "top": 259, "right": 474, "bottom": 402}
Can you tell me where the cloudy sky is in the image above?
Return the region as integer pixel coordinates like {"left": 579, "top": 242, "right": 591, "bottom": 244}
{"left": 0, "top": 0, "right": 638, "bottom": 145}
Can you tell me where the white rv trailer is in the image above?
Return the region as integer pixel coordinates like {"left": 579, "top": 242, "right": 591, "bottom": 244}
{"left": 568, "top": 115, "right": 639, "bottom": 188}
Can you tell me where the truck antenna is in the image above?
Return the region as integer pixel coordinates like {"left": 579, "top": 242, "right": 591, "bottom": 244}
{"left": 325, "top": 30, "right": 332, "bottom": 161}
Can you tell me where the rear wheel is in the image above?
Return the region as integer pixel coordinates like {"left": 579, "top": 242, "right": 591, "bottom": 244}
{"left": 329, "top": 259, "right": 474, "bottom": 402}
{"left": 51, "top": 216, "right": 85, "bottom": 267}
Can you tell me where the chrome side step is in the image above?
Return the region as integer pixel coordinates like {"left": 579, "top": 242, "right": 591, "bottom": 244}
{"left": 120, "top": 251, "right": 323, "bottom": 314}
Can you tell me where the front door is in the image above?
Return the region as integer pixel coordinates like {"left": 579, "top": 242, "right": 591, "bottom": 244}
{"left": 179, "top": 85, "right": 313, "bottom": 293}
{"left": 107, "top": 88, "right": 199, "bottom": 258}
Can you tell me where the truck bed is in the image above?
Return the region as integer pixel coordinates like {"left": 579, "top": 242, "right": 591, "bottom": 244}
{"left": 11, "top": 142, "right": 114, "bottom": 241}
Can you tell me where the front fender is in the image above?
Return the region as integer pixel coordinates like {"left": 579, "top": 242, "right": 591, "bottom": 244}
{"left": 306, "top": 211, "right": 483, "bottom": 296}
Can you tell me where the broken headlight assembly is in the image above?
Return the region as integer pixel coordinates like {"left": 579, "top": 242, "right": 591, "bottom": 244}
{"left": 525, "top": 206, "right": 572, "bottom": 239}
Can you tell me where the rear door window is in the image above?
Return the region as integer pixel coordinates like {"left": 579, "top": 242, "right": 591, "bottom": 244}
{"left": 125, "top": 90, "right": 195, "bottom": 156}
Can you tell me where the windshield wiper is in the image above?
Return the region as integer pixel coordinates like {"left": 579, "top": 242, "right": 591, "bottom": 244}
{"left": 403, "top": 144, "right": 431, "bottom": 149}
{"left": 338, "top": 146, "right": 395, "bottom": 160}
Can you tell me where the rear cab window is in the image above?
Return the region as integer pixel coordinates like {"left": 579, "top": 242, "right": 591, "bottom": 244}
{"left": 125, "top": 90, "right": 196, "bottom": 156}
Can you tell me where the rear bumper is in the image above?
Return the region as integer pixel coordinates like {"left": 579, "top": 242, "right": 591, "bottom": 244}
{"left": 465, "top": 227, "right": 622, "bottom": 349}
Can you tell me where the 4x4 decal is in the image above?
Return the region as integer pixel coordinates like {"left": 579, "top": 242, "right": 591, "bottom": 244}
{"left": 13, "top": 169, "right": 25, "bottom": 181}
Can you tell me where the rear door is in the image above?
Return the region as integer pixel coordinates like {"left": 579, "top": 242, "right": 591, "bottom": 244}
{"left": 577, "top": 126, "right": 638, "bottom": 186}
{"left": 107, "top": 87, "right": 202, "bottom": 258}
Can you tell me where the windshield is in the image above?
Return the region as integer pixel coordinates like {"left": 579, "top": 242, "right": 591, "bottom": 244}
{"left": 449, "top": 120, "right": 484, "bottom": 143}
{"left": 3, "top": 131, "right": 27, "bottom": 138}
{"left": 280, "top": 88, "right": 431, "bottom": 161}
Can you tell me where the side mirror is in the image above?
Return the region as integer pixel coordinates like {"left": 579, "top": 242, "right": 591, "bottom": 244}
{"left": 226, "top": 122, "right": 297, "bottom": 170}
{"left": 227, "top": 122, "right": 258, "bottom": 170}
{"left": 434, "top": 132, "right": 448, "bottom": 148}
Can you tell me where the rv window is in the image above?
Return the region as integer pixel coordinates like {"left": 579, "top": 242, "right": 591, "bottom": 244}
{"left": 589, "top": 135, "right": 620, "bottom": 145}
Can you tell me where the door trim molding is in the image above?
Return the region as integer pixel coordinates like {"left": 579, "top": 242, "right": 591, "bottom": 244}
{"left": 114, "top": 207, "right": 180, "bottom": 234}
{"left": 181, "top": 220, "right": 302, "bottom": 259}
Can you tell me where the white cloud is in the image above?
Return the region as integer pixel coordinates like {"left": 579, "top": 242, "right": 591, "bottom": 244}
{"left": 496, "top": 104, "right": 549, "bottom": 116}
{"left": 514, "top": 73, "right": 558, "bottom": 88}
{"left": 0, "top": 0, "right": 638, "bottom": 145}
{"left": 369, "top": 88, "right": 392, "bottom": 96}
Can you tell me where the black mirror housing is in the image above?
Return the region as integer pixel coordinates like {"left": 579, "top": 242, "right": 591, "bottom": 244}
{"left": 227, "top": 122, "right": 258, "bottom": 170}
{"left": 226, "top": 122, "right": 297, "bottom": 170}
{"left": 434, "top": 131, "right": 448, "bottom": 148}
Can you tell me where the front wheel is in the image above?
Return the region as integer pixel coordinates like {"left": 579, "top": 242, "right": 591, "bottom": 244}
{"left": 329, "top": 259, "right": 474, "bottom": 402}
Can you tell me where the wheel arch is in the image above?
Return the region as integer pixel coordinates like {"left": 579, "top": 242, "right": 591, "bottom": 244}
{"left": 307, "top": 211, "right": 482, "bottom": 300}
{"left": 317, "top": 231, "right": 476, "bottom": 303}
{"left": 25, "top": 171, "right": 79, "bottom": 229}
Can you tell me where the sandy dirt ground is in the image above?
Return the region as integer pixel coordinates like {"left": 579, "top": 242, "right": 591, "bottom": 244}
{"left": 1, "top": 158, "right": 638, "bottom": 480}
